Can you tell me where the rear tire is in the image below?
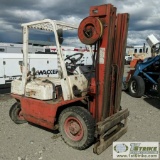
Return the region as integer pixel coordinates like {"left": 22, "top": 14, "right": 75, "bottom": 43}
{"left": 59, "top": 106, "right": 95, "bottom": 150}
{"left": 128, "top": 76, "right": 145, "bottom": 98}
{"left": 9, "top": 102, "right": 27, "bottom": 124}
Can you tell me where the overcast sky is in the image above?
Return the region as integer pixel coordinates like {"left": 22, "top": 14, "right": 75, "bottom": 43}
{"left": 0, "top": 0, "right": 160, "bottom": 46}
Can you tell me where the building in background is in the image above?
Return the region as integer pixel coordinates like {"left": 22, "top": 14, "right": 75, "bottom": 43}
{"left": 126, "top": 44, "right": 152, "bottom": 59}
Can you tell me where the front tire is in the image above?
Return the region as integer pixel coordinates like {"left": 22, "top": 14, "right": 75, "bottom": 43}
{"left": 128, "top": 76, "right": 145, "bottom": 98}
{"left": 59, "top": 106, "right": 95, "bottom": 150}
{"left": 9, "top": 102, "right": 27, "bottom": 124}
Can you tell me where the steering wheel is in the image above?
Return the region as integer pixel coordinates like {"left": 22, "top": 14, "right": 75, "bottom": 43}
{"left": 65, "top": 53, "right": 83, "bottom": 64}
{"left": 65, "top": 53, "right": 84, "bottom": 74}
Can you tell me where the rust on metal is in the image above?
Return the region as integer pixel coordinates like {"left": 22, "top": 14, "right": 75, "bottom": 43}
{"left": 11, "top": 93, "right": 86, "bottom": 130}
{"left": 78, "top": 4, "right": 129, "bottom": 154}
{"left": 94, "top": 125, "right": 128, "bottom": 155}
{"left": 96, "top": 109, "right": 129, "bottom": 135}
{"left": 78, "top": 17, "right": 103, "bottom": 45}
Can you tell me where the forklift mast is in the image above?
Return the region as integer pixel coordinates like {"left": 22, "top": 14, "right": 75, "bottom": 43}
{"left": 78, "top": 4, "right": 129, "bottom": 154}
{"left": 78, "top": 4, "right": 129, "bottom": 121}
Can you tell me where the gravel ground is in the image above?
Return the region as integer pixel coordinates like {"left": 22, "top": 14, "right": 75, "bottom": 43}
{"left": 0, "top": 67, "right": 160, "bottom": 160}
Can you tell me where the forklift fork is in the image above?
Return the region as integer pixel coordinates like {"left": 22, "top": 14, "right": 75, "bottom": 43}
{"left": 94, "top": 109, "right": 129, "bottom": 154}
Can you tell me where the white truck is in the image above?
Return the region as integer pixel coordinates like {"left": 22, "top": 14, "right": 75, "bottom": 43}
{"left": 0, "top": 53, "right": 59, "bottom": 93}
{"left": 0, "top": 53, "right": 58, "bottom": 85}
{"left": 125, "top": 54, "right": 132, "bottom": 65}
{"left": 0, "top": 45, "right": 93, "bottom": 89}
{"left": 0, "top": 43, "right": 43, "bottom": 53}
{"left": 44, "top": 46, "right": 93, "bottom": 66}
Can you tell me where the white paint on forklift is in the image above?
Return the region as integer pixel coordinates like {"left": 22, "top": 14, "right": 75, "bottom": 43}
{"left": 99, "top": 48, "right": 105, "bottom": 64}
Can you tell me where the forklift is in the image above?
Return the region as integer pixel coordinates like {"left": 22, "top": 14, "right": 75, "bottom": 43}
{"left": 9, "top": 4, "right": 129, "bottom": 154}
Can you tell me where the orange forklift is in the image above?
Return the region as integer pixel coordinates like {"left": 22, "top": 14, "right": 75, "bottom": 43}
{"left": 9, "top": 4, "right": 129, "bottom": 154}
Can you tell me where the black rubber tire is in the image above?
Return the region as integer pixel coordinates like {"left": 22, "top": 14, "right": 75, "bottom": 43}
{"left": 128, "top": 76, "right": 145, "bottom": 98}
{"left": 9, "top": 102, "right": 27, "bottom": 124}
{"left": 59, "top": 106, "right": 95, "bottom": 150}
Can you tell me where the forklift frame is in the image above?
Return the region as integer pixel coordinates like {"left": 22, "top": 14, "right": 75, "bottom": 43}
{"left": 10, "top": 4, "right": 129, "bottom": 155}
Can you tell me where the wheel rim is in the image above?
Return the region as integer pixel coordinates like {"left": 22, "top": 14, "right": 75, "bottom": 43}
{"left": 64, "top": 117, "right": 84, "bottom": 141}
{"left": 130, "top": 80, "right": 137, "bottom": 93}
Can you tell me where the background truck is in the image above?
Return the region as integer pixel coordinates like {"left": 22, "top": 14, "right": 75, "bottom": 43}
{"left": 0, "top": 42, "right": 43, "bottom": 53}
{"left": 0, "top": 44, "right": 93, "bottom": 91}
{"left": 125, "top": 54, "right": 132, "bottom": 64}
{"left": 44, "top": 46, "right": 93, "bottom": 67}
{"left": 0, "top": 53, "right": 58, "bottom": 91}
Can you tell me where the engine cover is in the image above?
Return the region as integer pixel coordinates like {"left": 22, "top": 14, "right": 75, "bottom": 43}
{"left": 25, "top": 79, "right": 53, "bottom": 100}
